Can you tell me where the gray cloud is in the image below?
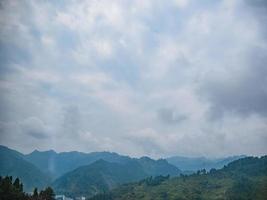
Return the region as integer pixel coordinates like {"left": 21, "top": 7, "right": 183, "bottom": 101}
{"left": 20, "top": 117, "right": 50, "bottom": 139}
{"left": 26, "top": 131, "right": 48, "bottom": 139}
{"left": 157, "top": 108, "right": 187, "bottom": 125}
{"left": 197, "top": 0, "right": 267, "bottom": 119}
{"left": 200, "top": 47, "right": 267, "bottom": 119}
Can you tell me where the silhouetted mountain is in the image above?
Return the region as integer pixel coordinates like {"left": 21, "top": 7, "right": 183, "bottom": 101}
{"left": 167, "top": 155, "right": 246, "bottom": 172}
{"left": 52, "top": 157, "right": 181, "bottom": 197}
{"left": 89, "top": 156, "right": 267, "bottom": 200}
{"left": 0, "top": 145, "right": 50, "bottom": 191}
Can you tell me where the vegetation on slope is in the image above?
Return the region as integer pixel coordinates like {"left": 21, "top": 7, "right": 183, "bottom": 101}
{"left": 52, "top": 158, "right": 181, "bottom": 198}
{"left": 89, "top": 156, "right": 267, "bottom": 200}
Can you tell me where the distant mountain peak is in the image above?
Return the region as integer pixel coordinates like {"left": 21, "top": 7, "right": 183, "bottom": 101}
{"left": 30, "top": 149, "right": 57, "bottom": 155}
{"left": 46, "top": 149, "right": 57, "bottom": 154}
{"left": 139, "top": 156, "right": 153, "bottom": 161}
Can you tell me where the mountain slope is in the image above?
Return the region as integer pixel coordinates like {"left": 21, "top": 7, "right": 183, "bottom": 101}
{"left": 52, "top": 159, "right": 147, "bottom": 197}
{"left": 137, "top": 156, "right": 180, "bottom": 177}
{"left": 167, "top": 155, "right": 246, "bottom": 172}
{"left": 52, "top": 158, "right": 181, "bottom": 197}
{"left": 0, "top": 145, "right": 50, "bottom": 191}
{"left": 24, "top": 150, "right": 132, "bottom": 179}
{"left": 89, "top": 156, "right": 267, "bottom": 200}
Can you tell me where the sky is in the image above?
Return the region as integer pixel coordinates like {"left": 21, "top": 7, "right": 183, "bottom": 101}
{"left": 0, "top": 0, "right": 267, "bottom": 158}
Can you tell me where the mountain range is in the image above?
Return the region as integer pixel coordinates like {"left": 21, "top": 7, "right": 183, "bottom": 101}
{"left": 0, "top": 145, "right": 180, "bottom": 195}
{"left": 0, "top": 145, "right": 247, "bottom": 197}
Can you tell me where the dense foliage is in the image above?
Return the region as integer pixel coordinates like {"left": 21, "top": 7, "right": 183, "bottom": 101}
{"left": 0, "top": 176, "right": 55, "bottom": 200}
{"left": 89, "top": 156, "right": 267, "bottom": 200}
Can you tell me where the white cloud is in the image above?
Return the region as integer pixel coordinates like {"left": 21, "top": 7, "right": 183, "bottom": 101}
{"left": 173, "top": 0, "right": 189, "bottom": 8}
{"left": 0, "top": 0, "right": 266, "bottom": 158}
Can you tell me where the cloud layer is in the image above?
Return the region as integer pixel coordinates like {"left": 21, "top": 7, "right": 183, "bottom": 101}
{"left": 0, "top": 0, "right": 267, "bottom": 158}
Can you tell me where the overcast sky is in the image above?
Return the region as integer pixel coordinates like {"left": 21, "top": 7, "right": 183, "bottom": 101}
{"left": 0, "top": 0, "right": 267, "bottom": 158}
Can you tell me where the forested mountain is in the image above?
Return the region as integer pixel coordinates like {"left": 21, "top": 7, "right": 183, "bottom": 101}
{"left": 24, "top": 150, "right": 132, "bottom": 179}
{"left": 89, "top": 156, "right": 267, "bottom": 200}
{"left": 52, "top": 158, "right": 181, "bottom": 197}
{"left": 0, "top": 146, "right": 50, "bottom": 191}
{"left": 0, "top": 145, "right": 181, "bottom": 197}
{"left": 3, "top": 145, "right": 262, "bottom": 199}
{"left": 167, "top": 155, "right": 246, "bottom": 172}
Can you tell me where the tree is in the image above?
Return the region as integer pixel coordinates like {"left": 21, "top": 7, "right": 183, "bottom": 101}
{"left": 13, "top": 177, "right": 23, "bottom": 192}
{"left": 33, "top": 187, "right": 38, "bottom": 199}
{"left": 39, "top": 187, "right": 55, "bottom": 200}
{"left": 0, "top": 176, "right": 28, "bottom": 200}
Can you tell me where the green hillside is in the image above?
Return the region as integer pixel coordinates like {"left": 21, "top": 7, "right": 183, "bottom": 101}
{"left": 89, "top": 156, "right": 267, "bottom": 200}
{"left": 0, "top": 145, "right": 50, "bottom": 192}
{"left": 52, "top": 157, "right": 181, "bottom": 198}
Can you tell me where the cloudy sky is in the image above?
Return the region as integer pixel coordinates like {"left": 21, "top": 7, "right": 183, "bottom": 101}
{"left": 0, "top": 0, "right": 267, "bottom": 158}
